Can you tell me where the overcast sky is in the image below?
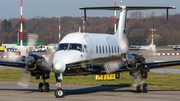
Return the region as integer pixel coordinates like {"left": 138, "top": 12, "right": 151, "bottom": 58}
{"left": 0, "top": 0, "right": 179, "bottom": 20}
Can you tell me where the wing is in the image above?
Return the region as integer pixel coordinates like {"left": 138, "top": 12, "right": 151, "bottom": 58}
{"left": 0, "top": 60, "right": 26, "bottom": 68}
{"left": 143, "top": 60, "right": 180, "bottom": 69}
{"left": 116, "top": 60, "right": 180, "bottom": 73}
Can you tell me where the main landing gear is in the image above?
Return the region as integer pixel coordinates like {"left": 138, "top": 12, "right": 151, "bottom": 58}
{"left": 136, "top": 82, "right": 147, "bottom": 93}
{"left": 54, "top": 73, "right": 64, "bottom": 98}
{"left": 37, "top": 74, "right": 50, "bottom": 92}
{"left": 133, "top": 72, "right": 148, "bottom": 93}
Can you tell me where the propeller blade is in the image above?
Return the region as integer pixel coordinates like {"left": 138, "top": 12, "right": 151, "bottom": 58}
{"left": 140, "top": 44, "right": 157, "bottom": 61}
{"left": 27, "top": 33, "right": 39, "bottom": 55}
{"left": 132, "top": 70, "right": 143, "bottom": 87}
{"left": 17, "top": 65, "right": 30, "bottom": 88}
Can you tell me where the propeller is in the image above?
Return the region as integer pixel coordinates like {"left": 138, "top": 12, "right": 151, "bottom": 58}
{"left": 126, "top": 53, "right": 146, "bottom": 87}
{"left": 104, "top": 34, "right": 129, "bottom": 74}
{"left": 126, "top": 43, "right": 156, "bottom": 87}
{"left": 17, "top": 33, "right": 38, "bottom": 87}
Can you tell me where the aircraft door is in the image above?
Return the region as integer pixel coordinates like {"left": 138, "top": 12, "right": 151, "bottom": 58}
{"left": 84, "top": 35, "right": 93, "bottom": 59}
{"left": 106, "top": 37, "right": 112, "bottom": 56}
{"left": 84, "top": 35, "right": 93, "bottom": 70}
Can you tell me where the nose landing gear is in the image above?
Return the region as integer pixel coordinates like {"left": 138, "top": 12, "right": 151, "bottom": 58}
{"left": 54, "top": 73, "right": 64, "bottom": 98}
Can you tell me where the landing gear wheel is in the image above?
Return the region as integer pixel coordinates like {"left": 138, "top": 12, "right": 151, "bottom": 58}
{"left": 136, "top": 85, "right": 141, "bottom": 93}
{"left": 39, "top": 82, "right": 43, "bottom": 92}
{"left": 44, "top": 83, "right": 49, "bottom": 92}
{"left": 54, "top": 88, "right": 64, "bottom": 98}
{"left": 143, "top": 83, "right": 147, "bottom": 93}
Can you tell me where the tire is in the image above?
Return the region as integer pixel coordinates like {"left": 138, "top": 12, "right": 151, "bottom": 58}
{"left": 54, "top": 88, "right": 64, "bottom": 98}
{"left": 136, "top": 85, "right": 141, "bottom": 93}
{"left": 143, "top": 83, "right": 147, "bottom": 93}
{"left": 44, "top": 83, "right": 49, "bottom": 92}
{"left": 39, "top": 82, "right": 43, "bottom": 92}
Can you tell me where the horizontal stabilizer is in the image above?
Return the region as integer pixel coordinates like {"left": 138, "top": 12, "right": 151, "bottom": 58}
{"left": 79, "top": 6, "right": 175, "bottom": 10}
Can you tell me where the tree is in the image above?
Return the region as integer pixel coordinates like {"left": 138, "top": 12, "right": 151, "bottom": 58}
{"left": 146, "top": 34, "right": 161, "bottom": 46}
{"left": 150, "top": 11, "right": 156, "bottom": 17}
{"left": 129, "top": 36, "right": 143, "bottom": 45}
{"left": 130, "top": 11, "right": 143, "bottom": 19}
{"left": 106, "top": 27, "right": 113, "bottom": 34}
{"left": 2, "top": 19, "right": 13, "bottom": 34}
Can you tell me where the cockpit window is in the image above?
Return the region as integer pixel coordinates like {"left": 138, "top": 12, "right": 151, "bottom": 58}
{"left": 57, "top": 43, "right": 69, "bottom": 51}
{"left": 69, "top": 44, "right": 82, "bottom": 52}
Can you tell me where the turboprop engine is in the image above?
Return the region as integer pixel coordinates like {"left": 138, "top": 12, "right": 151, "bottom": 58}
{"left": 126, "top": 53, "right": 149, "bottom": 79}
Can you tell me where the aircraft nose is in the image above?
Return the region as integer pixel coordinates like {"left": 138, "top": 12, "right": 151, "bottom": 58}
{"left": 53, "top": 60, "right": 66, "bottom": 73}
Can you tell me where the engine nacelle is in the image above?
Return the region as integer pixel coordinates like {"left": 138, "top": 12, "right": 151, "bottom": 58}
{"left": 126, "top": 53, "right": 149, "bottom": 79}
{"left": 104, "top": 60, "right": 123, "bottom": 74}
{"left": 126, "top": 53, "right": 145, "bottom": 71}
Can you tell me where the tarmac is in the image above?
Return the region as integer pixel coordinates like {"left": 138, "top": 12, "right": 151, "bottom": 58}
{"left": 0, "top": 51, "right": 180, "bottom": 101}
{"left": 0, "top": 81, "right": 179, "bottom": 101}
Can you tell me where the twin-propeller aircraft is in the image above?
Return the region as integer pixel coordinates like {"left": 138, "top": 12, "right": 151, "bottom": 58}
{"left": 0, "top": 4, "right": 178, "bottom": 98}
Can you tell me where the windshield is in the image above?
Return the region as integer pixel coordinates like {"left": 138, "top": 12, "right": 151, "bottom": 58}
{"left": 69, "top": 43, "right": 82, "bottom": 52}
{"left": 57, "top": 43, "right": 69, "bottom": 51}
{"left": 56, "top": 43, "right": 82, "bottom": 52}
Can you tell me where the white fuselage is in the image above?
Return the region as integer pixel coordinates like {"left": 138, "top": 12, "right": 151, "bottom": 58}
{"left": 53, "top": 32, "right": 126, "bottom": 73}
{"left": 53, "top": 6, "right": 128, "bottom": 74}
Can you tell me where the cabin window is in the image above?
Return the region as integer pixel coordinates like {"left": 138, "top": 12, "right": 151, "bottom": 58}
{"left": 57, "top": 43, "right": 69, "bottom": 51}
{"left": 103, "top": 46, "right": 104, "bottom": 54}
{"left": 96, "top": 46, "right": 98, "bottom": 54}
{"left": 115, "top": 46, "right": 116, "bottom": 53}
{"left": 99, "top": 46, "right": 101, "bottom": 54}
{"left": 106, "top": 46, "right": 108, "bottom": 54}
{"left": 112, "top": 46, "right": 113, "bottom": 54}
{"left": 84, "top": 45, "right": 88, "bottom": 52}
{"left": 117, "top": 46, "right": 119, "bottom": 53}
{"left": 69, "top": 43, "right": 82, "bottom": 52}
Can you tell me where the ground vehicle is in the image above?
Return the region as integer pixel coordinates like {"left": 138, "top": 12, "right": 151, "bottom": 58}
{"left": 34, "top": 45, "right": 46, "bottom": 52}
{"left": 14, "top": 48, "right": 19, "bottom": 52}
{"left": 0, "top": 46, "right": 5, "bottom": 52}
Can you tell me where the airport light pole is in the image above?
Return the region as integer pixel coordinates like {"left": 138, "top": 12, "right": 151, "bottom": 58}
{"left": 114, "top": 0, "right": 116, "bottom": 34}
{"left": 20, "top": 0, "right": 23, "bottom": 55}
{"left": 81, "top": 17, "right": 88, "bottom": 33}
{"left": 150, "top": 28, "right": 156, "bottom": 45}
{"left": 57, "top": 15, "right": 61, "bottom": 42}
{"left": 17, "top": 31, "right": 19, "bottom": 43}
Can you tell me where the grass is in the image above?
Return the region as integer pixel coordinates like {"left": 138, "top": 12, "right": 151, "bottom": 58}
{"left": 0, "top": 69, "right": 180, "bottom": 90}
{"left": 156, "top": 46, "right": 172, "bottom": 49}
{"left": 164, "top": 66, "right": 180, "bottom": 69}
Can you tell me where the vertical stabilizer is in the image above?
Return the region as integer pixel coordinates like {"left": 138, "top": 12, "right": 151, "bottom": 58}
{"left": 114, "top": 6, "right": 127, "bottom": 38}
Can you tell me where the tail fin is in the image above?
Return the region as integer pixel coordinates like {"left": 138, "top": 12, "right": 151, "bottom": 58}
{"left": 114, "top": 6, "right": 126, "bottom": 38}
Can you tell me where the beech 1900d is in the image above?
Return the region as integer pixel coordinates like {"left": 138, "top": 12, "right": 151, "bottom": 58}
{"left": 0, "top": 4, "right": 178, "bottom": 98}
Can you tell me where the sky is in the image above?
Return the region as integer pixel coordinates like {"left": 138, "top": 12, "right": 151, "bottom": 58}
{"left": 0, "top": 0, "right": 179, "bottom": 20}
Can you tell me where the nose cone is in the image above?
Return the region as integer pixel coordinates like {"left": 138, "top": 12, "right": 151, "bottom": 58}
{"left": 53, "top": 60, "right": 66, "bottom": 73}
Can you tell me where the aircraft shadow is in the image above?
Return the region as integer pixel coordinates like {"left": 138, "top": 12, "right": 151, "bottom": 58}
{"left": 0, "top": 88, "right": 55, "bottom": 94}
{"left": 62, "top": 84, "right": 180, "bottom": 97}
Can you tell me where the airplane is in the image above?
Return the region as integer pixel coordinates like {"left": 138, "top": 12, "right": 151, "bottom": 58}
{"left": 0, "top": 5, "right": 178, "bottom": 98}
